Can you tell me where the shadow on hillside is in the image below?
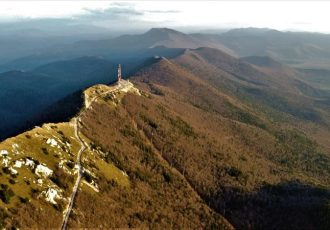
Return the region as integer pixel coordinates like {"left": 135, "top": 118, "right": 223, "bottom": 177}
{"left": 27, "top": 90, "right": 85, "bottom": 127}
{"left": 215, "top": 181, "right": 330, "bottom": 230}
{"left": 0, "top": 90, "right": 84, "bottom": 141}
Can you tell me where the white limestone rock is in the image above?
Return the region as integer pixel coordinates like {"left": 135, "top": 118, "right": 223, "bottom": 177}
{"left": 25, "top": 158, "right": 35, "bottom": 169}
{"left": 35, "top": 164, "right": 53, "bottom": 177}
{"left": 9, "top": 167, "right": 18, "bottom": 175}
{"left": 0, "top": 150, "right": 9, "bottom": 156}
{"left": 37, "top": 179, "right": 43, "bottom": 185}
{"left": 46, "top": 138, "right": 58, "bottom": 147}
{"left": 43, "top": 188, "right": 60, "bottom": 204}
{"left": 14, "top": 160, "right": 24, "bottom": 168}
{"left": 2, "top": 158, "right": 10, "bottom": 167}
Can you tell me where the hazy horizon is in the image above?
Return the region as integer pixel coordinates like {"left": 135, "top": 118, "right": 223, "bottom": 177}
{"left": 1, "top": 1, "right": 330, "bottom": 35}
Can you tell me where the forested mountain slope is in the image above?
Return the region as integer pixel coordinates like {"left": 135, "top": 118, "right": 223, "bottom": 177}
{"left": 0, "top": 46, "right": 329, "bottom": 229}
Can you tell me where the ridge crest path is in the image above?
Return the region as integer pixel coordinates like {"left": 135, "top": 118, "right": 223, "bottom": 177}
{"left": 61, "top": 80, "right": 131, "bottom": 229}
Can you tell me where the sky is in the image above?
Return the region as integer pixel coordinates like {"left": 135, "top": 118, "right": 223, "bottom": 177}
{"left": 0, "top": 1, "right": 330, "bottom": 33}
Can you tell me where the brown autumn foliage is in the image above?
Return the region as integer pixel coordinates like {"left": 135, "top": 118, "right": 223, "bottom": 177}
{"left": 76, "top": 52, "right": 330, "bottom": 229}
{"left": 128, "top": 55, "right": 330, "bottom": 229}
{"left": 71, "top": 100, "right": 232, "bottom": 229}
{"left": 8, "top": 203, "right": 62, "bottom": 228}
{"left": 1, "top": 47, "right": 329, "bottom": 229}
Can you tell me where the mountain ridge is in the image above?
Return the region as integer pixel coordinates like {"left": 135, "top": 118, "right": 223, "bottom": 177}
{"left": 0, "top": 79, "right": 234, "bottom": 229}
{"left": 0, "top": 39, "right": 329, "bottom": 229}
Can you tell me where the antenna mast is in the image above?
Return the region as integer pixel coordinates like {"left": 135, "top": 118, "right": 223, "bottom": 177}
{"left": 117, "top": 64, "right": 122, "bottom": 82}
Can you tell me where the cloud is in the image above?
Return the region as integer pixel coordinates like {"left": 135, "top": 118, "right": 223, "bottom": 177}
{"left": 81, "top": 3, "right": 144, "bottom": 21}
{"left": 79, "top": 3, "right": 180, "bottom": 22}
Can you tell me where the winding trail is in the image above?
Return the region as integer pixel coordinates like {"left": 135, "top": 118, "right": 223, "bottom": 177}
{"left": 61, "top": 117, "right": 86, "bottom": 230}
{"left": 61, "top": 80, "right": 131, "bottom": 229}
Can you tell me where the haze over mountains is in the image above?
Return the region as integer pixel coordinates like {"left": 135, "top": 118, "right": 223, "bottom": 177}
{"left": 3, "top": 27, "right": 330, "bottom": 71}
{"left": 0, "top": 26, "right": 330, "bottom": 229}
{"left": 1, "top": 27, "right": 330, "bottom": 141}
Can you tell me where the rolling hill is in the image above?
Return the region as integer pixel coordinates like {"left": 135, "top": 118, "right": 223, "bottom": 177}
{"left": 192, "top": 28, "right": 330, "bottom": 69}
{"left": 0, "top": 28, "right": 231, "bottom": 72}
{"left": 0, "top": 80, "right": 233, "bottom": 229}
{"left": 126, "top": 52, "right": 330, "bottom": 229}
{"left": 0, "top": 29, "right": 329, "bottom": 228}
{"left": 3, "top": 27, "right": 330, "bottom": 72}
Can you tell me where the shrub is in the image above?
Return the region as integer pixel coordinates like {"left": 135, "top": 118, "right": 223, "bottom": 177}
{"left": 168, "top": 116, "right": 197, "bottom": 138}
{"left": 133, "top": 170, "right": 148, "bottom": 182}
{"left": 2, "top": 168, "right": 10, "bottom": 175}
{"left": 141, "top": 115, "right": 158, "bottom": 129}
{"left": 107, "top": 179, "right": 118, "bottom": 188}
{"left": 163, "top": 171, "right": 172, "bottom": 183}
{"left": 41, "top": 147, "right": 49, "bottom": 155}
{"left": 83, "top": 171, "right": 94, "bottom": 184}
{"left": 19, "top": 197, "right": 29, "bottom": 204}
{"left": 65, "top": 161, "right": 75, "bottom": 169}
{"left": 105, "top": 151, "right": 125, "bottom": 171}
{"left": 149, "top": 83, "right": 164, "bottom": 96}
{"left": 0, "top": 184, "right": 15, "bottom": 204}
{"left": 50, "top": 167, "right": 74, "bottom": 190}
{"left": 53, "top": 201, "right": 65, "bottom": 212}
{"left": 226, "top": 167, "right": 243, "bottom": 178}
{"left": 0, "top": 208, "right": 8, "bottom": 227}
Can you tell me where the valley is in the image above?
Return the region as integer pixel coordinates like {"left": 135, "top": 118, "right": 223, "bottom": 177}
{"left": 0, "top": 27, "right": 329, "bottom": 229}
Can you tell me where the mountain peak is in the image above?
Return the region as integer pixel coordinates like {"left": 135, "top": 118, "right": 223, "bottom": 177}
{"left": 145, "top": 28, "right": 185, "bottom": 36}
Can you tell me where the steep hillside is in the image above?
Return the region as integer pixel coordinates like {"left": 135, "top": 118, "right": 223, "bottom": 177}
{"left": 175, "top": 48, "right": 330, "bottom": 129}
{"left": 297, "top": 68, "right": 330, "bottom": 91}
{"left": 0, "top": 56, "right": 118, "bottom": 141}
{"left": 0, "top": 80, "right": 233, "bottom": 229}
{"left": 1, "top": 46, "right": 329, "bottom": 229}
{"left": 126, "top": 56, "right": 330, "bottom": 229}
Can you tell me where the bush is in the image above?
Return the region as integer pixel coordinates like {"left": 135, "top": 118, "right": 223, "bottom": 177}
{"left": 133, "top": 170, "right": 148, "bottom": 182}
{"left": 149, "top": 83, "right": 164, "bottom": 96}
{"left": 107, "top": 179, "right": 118, "bottom": 189}
{"left": 53, "top": 201, "right": 65, "bottom": 212}
{"left": 66, "top": 161, "right": 75, "bottom": 169}
{"left": 57, "top": 130, "right": 71, "bottom": 144}
{"left": 226, "top": 167, "right": 248, "bottom": 184}
{"left": 19, "top": 197, "right": 29, "bottom": 204}
{"left": 0, "top": 184, "right": 15, "bottom": 204}
{"left": 50, "top": 167, "right": 74, "bottom": 190}
{"left": 168, "top": 116, "right": 197, "bottom": 138}
{"left": 140, "top": 115, "right": 158, "bottom": 129}
{"left": 105, "top": 150, "right": 125, "bottom": 171}
{"left": 163, "top": 171, "right": 172, "bottom": 183}
{"left": 83, "top": 171, "right": 94, "bottom": 184}
{"left": 2, "top": 168, "right": 10, "bottom": 175}
{"left": 41, "top": 147, "right": 49, "bottom": 155}
{"left": 30, "top": 188, "right": 40, "bottom": 199}
{"left": 0, "top": 208, "right": 8, "bottom": 227}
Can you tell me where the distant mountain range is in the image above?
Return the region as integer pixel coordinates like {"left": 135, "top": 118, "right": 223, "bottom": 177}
{"left": 2, "top": 27, "right": 330, "bottom": 73}
{"left": 1, "top": 27, "right": 330, "bottom": 139}
{"left": 1, "top": 39, "right": 329, "bottom": 228}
